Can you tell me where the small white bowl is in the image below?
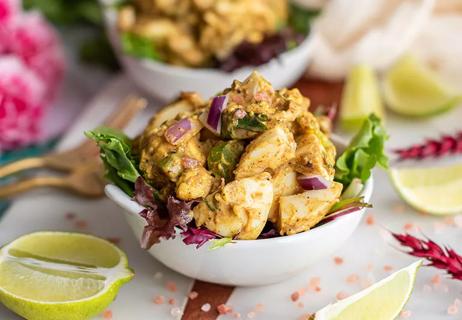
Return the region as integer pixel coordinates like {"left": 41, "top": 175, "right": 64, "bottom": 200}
{"left": 105, "top": 137, "right": 373, "bottom": 286}
{"left": 101, "top": 0, "right": 317, "bottom": 101}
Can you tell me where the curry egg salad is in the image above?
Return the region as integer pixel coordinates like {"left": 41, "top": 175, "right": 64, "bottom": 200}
{"left": 116, "top": 0, "right": 313, "bottom": 70}
{"left": 136, "top": 71, "right": 340, "bottom": 239}
{"left": 88, "top": 72, "right": 388, "bottom": 249}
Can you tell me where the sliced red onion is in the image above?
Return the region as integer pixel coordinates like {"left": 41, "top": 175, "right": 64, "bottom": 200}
{"left": 200, "top": 95, "right": 228, "bottom": 135}
{"left": 297, "top": 175, "right": 331, "bottom": 190}
{"left": 321, "top": 207, "right": 362, "bottom": 224}
{"left": 165, "top": 118, "right": 191, "bottom": 145}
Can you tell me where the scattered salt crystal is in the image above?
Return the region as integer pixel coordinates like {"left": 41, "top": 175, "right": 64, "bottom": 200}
{"left": 314, "top": 286, "right": 321, "bottom": 293}
{"left": 336, "top": 291, "right": 349, "bottom": 300}
{"left": 400, "top": 310, "right": 412, "bottom": 318}
{"left": 365, "top": 214, "right": 375, "bottom": 225}
{"left": 233, "top": 311, "right": 242, "bottom": 318}
{"left": 102, "top": 310, "right": 112, "bottom": 319}
{"left": 403, "top": 223, "right": 414, "bottom": 231}
{"left": 254, "top": 304, "right": 264, "bottom": 312}
{"left": 153, "top": 295, "right": 165, "bottom": 305}
{"left": 309, "top": 277, "right": 320, "bottom": 289}
{"left": 201, "top": 303, "right": 211, "bottom": 312}
{"left": 75, "top": 220, "right": 88, "bottom": 229}
{"left": 444, "top": 217, "right": 455, "bottom": 226}
{"left": 166, "top": 281, "right": 177, "bottom": 292}
{"left": 422, "top": 284, "right": 432, "bottom": 293}
{"left": 454, "top": 215, "right": 462, "bottom": 228}
{"left": 247, "top": 311, "right": 256, "bottom": 319}
{"left": 65, "top": 212, "right": 76, "bottom": 220}
{"left": 217, "top": 304, "right": 233, "bottom": 315}
{"left": 291, "top": 291, "right": 300, "bottom": 302}
{"left": 168, "top": 298, "right": 176, "bottom": 305}
{"left": 431, "top": 274, "right": 441, "bottom": 286}
{"left": 393, "top": 204, "right": 406, "bottom": 213}
{"left": 346, "top": 274, "right": 359, "bottom": 284}
{"left": 447, "top": 304, "right": 459, "bottom": 315}
{"left": 170, "top": 307, "right": 183, "bottom": 319}
{"left": 383, "top": 265, "right": 394, "bottom": 272}
{"left": 333, "top": 256, "right": 344, "bottom": 265}
{"left": 367, "top": 263, "right": 374, "bottom": 272}
{"left": 153, "top": 272, "right": 163, "bottom": 280}
{"left": 188, "top": 291, "right": 198, "bottom": 300}
{"left": 454, "top": 298, "right": 461, "bottom": 306}
{"left": 297, "top": 302, "right": 305, "bottom": 308}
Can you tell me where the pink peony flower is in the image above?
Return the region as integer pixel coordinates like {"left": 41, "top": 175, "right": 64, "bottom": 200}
{"left": 0, "top": 56, "right": 46, "bottom": 151}
{"left": 8, "top": 11, "right": 65, "bottom": 101}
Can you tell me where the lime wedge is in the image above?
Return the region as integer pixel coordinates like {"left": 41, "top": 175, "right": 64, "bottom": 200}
{"left": 314, "top": 260, "right": 421, "bottom": 320}
{"left": 0, "top": 232, "right": 134, "bottom": 320}
{"left": 340, "top": 64, "right": 385, "bottom": 131}
{"left": 390, "top": 163, "right": 462, "bottom": 215}
{"left": 383, "top": 55, "right": 461, "bottom": 117}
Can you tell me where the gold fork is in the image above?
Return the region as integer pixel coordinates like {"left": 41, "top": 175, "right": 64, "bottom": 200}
{"left": 0, "top": 162, "right": 105, "bottom": 198}
{"left": 0, "top": 95, "right": 146, "bottom": 178}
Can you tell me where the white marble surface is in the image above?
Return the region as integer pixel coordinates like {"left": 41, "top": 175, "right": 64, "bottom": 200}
{"left": 1, "top": 75, "right": 462, "bottom": 320}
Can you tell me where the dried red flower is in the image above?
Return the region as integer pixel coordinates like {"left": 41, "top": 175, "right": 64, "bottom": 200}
{"left": 393, "top": 132, "right": 462, "bottom": 161}
{"left": 392, "top": 232, "right": 462, "bottom": 281}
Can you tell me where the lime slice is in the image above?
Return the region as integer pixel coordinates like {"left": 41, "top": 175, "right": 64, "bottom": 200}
{"left": 314, "top": 260, "right": 421, "bottom": 320}
{"left": 0, "top": 232, "right": 134, "bottom": 320}
{"left": 383, "top": 55, "right": 461, "bottom": 117}
{"left": 340, "top": 64, "right": 385, "bottom": 131}
{"left": 390, "top": 163, "right": 462, "bottom": 215}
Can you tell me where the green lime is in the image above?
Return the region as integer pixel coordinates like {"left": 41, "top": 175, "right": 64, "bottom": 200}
{"left": 0, "top": 232, "right": 134, "bottom": 320}
{"left": 383, "top": 55, "right": 461, "bottom": 117}
{"left": 314, "top": 260, "right": 421, "bottom": 320}
{"left": 390, "top": 163, "right": 462, "bottom": 215}
{"left": 340, "top": 64, "right": 385, "bottom": 131}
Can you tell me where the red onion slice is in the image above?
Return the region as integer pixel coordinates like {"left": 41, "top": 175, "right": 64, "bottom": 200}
{"left": 165, "top": 118, "right": 191, "bottom": 145}
{"left": 201, "top": 95, "right": 228, "bottom": 135}
{"left": 297, "top": 175, "right": 331, "bottom": 190}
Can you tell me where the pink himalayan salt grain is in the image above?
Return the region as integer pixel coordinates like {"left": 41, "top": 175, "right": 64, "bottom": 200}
{"left": 291, "top": 291, "right": 300, "bottom": 302}
{"left": 383, "top": 265, "right": 394, "bottom": 272}
{"left": 336, "top": 291, "right": 349, "bottom": 300}
{"left": 454, "top": 215, "right": 462, "bottom": 227}
{"left": 444, "top": 217, "right": 455, "bottom": 226}
{"left": 314, "top": 286, "right": 321, "bottom": 292}
{"left": 201, "top": 303, "right": 211, "bottom": 312}
{"left": 153, "top": 272, "right": 163, "bottom": 280}
{"left": 102, "top": 310, "right": 112, "bottom": 319}
{"left": 346, "top": 274, "right": 359, "bottom": 284}
{"left": 247, "top": 311, "right": 256, "bottom": 319}
{"left": 431, "top": 274, "right": 441, "bottom": 286}
{"left": 165, "top": 281, "right": 177, "bottom": 292}
{"left": 393, "top": 204, "right": 406, "bottom": 213}
{"left": 65, "top": 212, "right": 76, "bottom": 220}
{"left": 367, "top": 263, "right": 374, "bottom": 271}
{"left": 153, "top": 295, "right": 165, "bottom": 305}
{"left": 188, "top": 291, "right": 198, "bottom": 300}
{"left": 333, "top": 256, "right": 344, "bottom": 265}
{"left": 233, "top": 312, "right": 242, "bottom": 318}
{"left": 447, "top": 304, "right": 459, "bottom": 315}
{"left": 297, "top": 302, "right": 305, "bottom": 308}
{"left": 400, "top": 310, "right": 412, "bottom": 318}
{"left": 309, "top": 277, "right": 320, "bottom": 289}
{"left": 75, "top": 220, "right": 88, "bottom": 229}
{"left": 217, "top": 304, "right": 233, "bottom": 315}
{"left": 403, "top": 223, "right": 414, "bottom": 231}
{"left": 365, "top": 214, "right": 375, "bottom": 225}
{"left": 254, "top": 304, "right": 264, "bottom": 312}
{"left": 168, "top": 298, "right": 176, "bottom": 305}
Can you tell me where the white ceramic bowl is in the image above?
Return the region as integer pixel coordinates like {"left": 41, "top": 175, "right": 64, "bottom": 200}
{"left": 101, "top": 0, "right": 317, "bottom": 101}
{"left": 105, "top": 137, "right": 373, "bottom": 286}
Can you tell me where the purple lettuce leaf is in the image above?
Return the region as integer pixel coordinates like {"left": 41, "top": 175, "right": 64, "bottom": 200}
{"left": 181, "top": 227, "right": 220, "bottom": 249}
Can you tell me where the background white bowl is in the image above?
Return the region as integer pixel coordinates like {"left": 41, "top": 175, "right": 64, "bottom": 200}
{"left": 101, "top": 0, "right": 317, "bottom": 101}
{"left": 105, "top": 137, "right": 374, "bottom": 286}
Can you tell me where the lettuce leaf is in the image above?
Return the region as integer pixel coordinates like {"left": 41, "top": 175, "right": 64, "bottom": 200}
{"left": 121, "top": 32, "right": 161, "bottom": 61}
{"left": 85, "top": 127, "right": 139, "bottom": 194}
{"left": 334, "top": 114, "right": 388, "bottom": 186}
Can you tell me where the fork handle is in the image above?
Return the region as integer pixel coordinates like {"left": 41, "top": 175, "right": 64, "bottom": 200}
{"left": 0, "top": 157, "right": 48, "bottom": 178}
{"left": 0, "top": 176, "right": 67, "bottom": 198}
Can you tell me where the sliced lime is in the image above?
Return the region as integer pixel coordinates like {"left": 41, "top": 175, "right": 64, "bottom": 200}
{"left": 383, "top": 55, "right": 461, "bottom": 117}
{"left": 340, "top": 64, "right": 385, "bottom": 131}
{"left": 390, "top": 163, "right": 462, "bottom": 215}
{"left": 0, "top": 232, "right": 134, "bottom": 320}
{"left": 314, "top": 260, "right": 421, "bottom": 320}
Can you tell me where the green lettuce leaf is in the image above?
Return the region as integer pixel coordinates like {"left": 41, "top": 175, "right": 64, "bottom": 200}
{"left": 85, "top": 127, "right": 139, "bottom": 194}
{"left": 334, "top": 114, "right": 388, "bottom": 186}
{"left": 121, "top": 32, "right": 161, "bottom": 61}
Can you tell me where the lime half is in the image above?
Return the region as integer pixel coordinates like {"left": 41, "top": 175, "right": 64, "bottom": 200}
{"left": 314, "top": 260, "right": 421, "bottom": 320}
{"left": 383, "top": 55, "right": 461, "bottom": 117}
{"left": 340, "top": 64, "right": 385, "bottom": 131}
{"left": 0, "top": 232, "right": 134, "bottom": 320}
{"left": 390, "top": 163, "right": 462, "bottom": 215}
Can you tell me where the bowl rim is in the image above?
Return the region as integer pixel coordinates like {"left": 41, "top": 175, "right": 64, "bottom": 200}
{"left": 101, "top": 0, "right": 316, "bottom": 77}
{"left": 105, "top": 135, "right": 375, "bottom": 249}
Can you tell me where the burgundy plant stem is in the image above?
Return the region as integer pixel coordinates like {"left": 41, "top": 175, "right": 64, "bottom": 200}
{"left": 393, "top": 131, "right": 462, "bottom": 161}
{"left": 392, "top": 232, "right": 462, "bottom": 281}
